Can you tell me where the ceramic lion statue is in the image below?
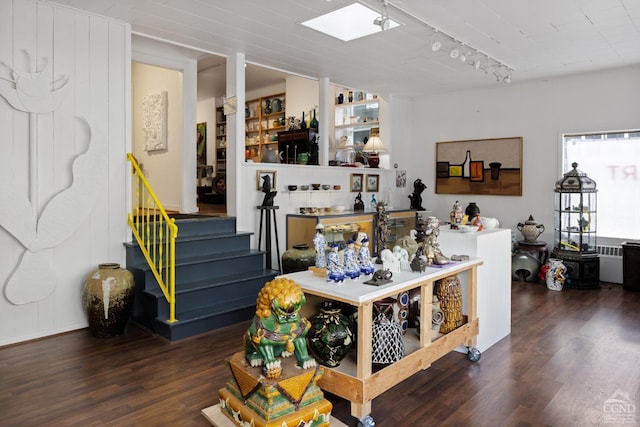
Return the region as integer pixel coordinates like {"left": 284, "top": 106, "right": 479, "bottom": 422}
{"left": 244, "top": 277, "right": 316, "bottom": 379}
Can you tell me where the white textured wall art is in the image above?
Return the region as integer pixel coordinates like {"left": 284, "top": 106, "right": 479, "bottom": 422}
{"left": 143, "top": 91, "right": 168, "bottom": 151}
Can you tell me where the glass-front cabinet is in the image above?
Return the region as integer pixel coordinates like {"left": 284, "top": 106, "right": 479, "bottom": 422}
{"left": 286, "top": 213, "right": 374, "bottom": 251}
{"left": 552, "top": 162, "right": 600, "bottom": 288}
{"left": 333, "top": 87, "right": 380, "bottom": 165}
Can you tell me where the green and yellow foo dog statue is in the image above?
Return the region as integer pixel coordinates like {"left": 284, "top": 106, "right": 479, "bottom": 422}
{"left": 245, "top": 277, "right": 316, "bottom": 379}
{"left": 216, "top": 278, "right": 332, "bottom": 427}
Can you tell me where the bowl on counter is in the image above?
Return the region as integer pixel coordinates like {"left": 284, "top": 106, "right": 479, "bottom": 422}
{"left": 300, "top": 185, "right": 310, "bottom": 191}
{"left": 322, "top": 184, "right": 331, "bottom": 190}
{"left": 288, "top": 185, "right": 297, "bottom": 191}
{"left": 332, "top": 205, "right": 345, "bottom": 213}
{"left": 311, "top": 183, "right": 321, "bottom": 190}
{"left": 333, "top": 185, "right": 341, "bottom": 190}
{"left": 459, "top": 225, "right": 479, "bottom": 233}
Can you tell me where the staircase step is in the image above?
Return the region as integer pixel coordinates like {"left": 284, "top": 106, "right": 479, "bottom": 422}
{"left": 130, "top": 250, "right": 271, "bottom": 289}
{"left": 124, "top": 231, "right": 252, "bottom": 264}
{"left": 152, "top": 301, "right": 255, "bottom": 341}
{"left": 150, "top": 270, "right": 279, "bottom": 318}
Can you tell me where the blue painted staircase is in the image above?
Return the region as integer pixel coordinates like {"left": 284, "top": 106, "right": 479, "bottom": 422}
{"left": 125, "top": 215, "right": 278, "bottom": 341}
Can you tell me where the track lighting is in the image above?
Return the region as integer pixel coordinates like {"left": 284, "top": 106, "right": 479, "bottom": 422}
{"left": 379, "top": 0, "right": 513, "bottom": 83}
{"left": 374, "top": 0, "right": 391, "bottom": 31}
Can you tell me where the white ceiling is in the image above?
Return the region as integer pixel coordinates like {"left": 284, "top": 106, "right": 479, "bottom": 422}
{"left": 52, "top": 0, "right": 640, "bottom": 97}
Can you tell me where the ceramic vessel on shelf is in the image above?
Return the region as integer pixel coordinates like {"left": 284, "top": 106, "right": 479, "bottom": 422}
{"left": 464, "top": 202, "right": 480, "bottom": 219}
{"left": 311, "top": 183, "right": 321, "bottom": 190}
{"left": 307, "top": 301, "right": 354, "bottom": 367}
{"left": 261, "top": 148, "right": 280, "bottom": 163}
{"left": 322, "top": 184, "right": 330, "bottom": 190}
{"left": 517, "top": 215, "right": 545, "bottom": 243}
{"left": 288, "top": 185, "right": 297, "bottom": 191}
{"left": 271, "top": 97, "right": 282, "bottom": 113}
{"left": 300, "top": 185, "right": 309, "bottom": 191}
{"left": 297, "top": 152, "right": 309, "bottom": 165}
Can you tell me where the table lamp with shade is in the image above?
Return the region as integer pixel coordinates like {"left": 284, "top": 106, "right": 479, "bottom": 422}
{"left": 363, "top": 136, "right": 386, "bottom": 168}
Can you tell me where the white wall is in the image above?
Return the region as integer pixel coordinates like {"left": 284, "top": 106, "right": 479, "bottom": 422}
{"left": 404, "top": 66, "right": 640, "bottom": 246}
{"left": 0, "top": 0, "right": 130, "bottom": 346}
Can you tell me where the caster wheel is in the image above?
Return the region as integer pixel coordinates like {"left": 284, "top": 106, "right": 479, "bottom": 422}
{"left": 467, "top": 347, "right": 481, "bottom": 362}
{"left": 357, "top": 415, "right": 376, "bottom": 427}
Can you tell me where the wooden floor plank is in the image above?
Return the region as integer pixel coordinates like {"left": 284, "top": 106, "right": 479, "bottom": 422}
{"left": 1, "top": 282, "right": 639, "bottom": 426}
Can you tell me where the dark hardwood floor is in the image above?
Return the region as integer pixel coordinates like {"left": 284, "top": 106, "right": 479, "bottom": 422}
{"left": 1, "top": 281, "right": 639, "bottom": 427}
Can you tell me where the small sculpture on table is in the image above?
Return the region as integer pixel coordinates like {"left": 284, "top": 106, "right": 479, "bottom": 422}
{"left": 375, "top": 201, "right": 390, "bottom": 263}
{"left": 326, "top": 243, "right": 345, "bottom": 283}
{"left": 343, "top": 240, "right": 360, "bottom": 279}
{"left": 354, "top": 192, "right": 365, "bottom": 211}
{"left": 313, "top": 224, "right": 327, "bottom": 268}
{"left": 260, "top": 173, "right": 277, "bottom": 207}
{"left": 408, "top": 178, "right": 426, "bottom": 211}
{"left": 358, "top": 236, "right": 376, "bottom": 275}
{"left": 449, "top": 200, "right": 463, "bottom": 229}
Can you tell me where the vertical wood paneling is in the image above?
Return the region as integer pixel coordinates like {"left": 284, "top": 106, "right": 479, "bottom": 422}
{"left": 0, "top": 0, "right": 130, "bottom": 346}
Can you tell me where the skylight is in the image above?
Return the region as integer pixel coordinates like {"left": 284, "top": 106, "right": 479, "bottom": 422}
{"left": 301, "top": 2, "right": 400, "bottom": 42}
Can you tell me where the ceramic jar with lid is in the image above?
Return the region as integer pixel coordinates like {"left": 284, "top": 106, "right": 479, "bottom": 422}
{"left": 282, "top": 244, "right": 316, "bottom": 274}
{"left": 517, "top": 215, "right": 545, "bottom": 243}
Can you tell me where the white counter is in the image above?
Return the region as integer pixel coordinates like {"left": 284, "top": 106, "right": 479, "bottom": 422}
{"left": 438, "top": 227, "right": 512, "bottom": 352}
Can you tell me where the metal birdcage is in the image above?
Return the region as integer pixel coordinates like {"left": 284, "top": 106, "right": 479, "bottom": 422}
{"left": 552, "top": 162, "right": 600, "bottom": 289}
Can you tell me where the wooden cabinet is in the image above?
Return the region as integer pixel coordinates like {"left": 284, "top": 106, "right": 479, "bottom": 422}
{"left": 277, "top": 128, "right": 318, "bottom": 165}
{"left": 283, "top": 258, "right": 482, "bottom": 423}
{"left": 286, "top": 209, "right": 416, "bottom": 253}
{"left": 245, "top": 92, "right": 286, "bottom": 162}
{"left": 286, "top": 212, "right": 373, "bottom": 250}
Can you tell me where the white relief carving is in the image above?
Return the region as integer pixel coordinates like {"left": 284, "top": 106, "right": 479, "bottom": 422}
{"left": 0, "top": 52, "right": 106, "bottom": 305}
{"left": 143, "top": 91, "right": 168, "bottom": 151}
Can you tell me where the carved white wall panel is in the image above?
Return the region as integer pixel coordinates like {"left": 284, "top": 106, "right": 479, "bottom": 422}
{"left": 143, "top": 91, "right": 168, "bottom": 151}
{"left": 0, "top": 0, "right": 130, "bottom": 345}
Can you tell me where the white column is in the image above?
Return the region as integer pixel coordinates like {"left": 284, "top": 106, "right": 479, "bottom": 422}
{"left": 319, "top": 77, "right": 330, "bottom": 166}
{"left": 226, "top": 53, "right": 245, "bottom": 221}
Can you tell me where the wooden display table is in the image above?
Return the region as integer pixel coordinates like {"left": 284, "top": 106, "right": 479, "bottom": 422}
{"left": 281, "top": 258, "right": 483, "bottom": 424}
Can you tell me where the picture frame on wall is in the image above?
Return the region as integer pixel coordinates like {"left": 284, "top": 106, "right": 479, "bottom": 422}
{"left": 435, "top": 136, "right": 523, "bottom": 196}
{"left": 256, "top": 170, "right": 277, "bottom": 191}
{"left": 350, "top": 173, "right": 363, "bottom": 192}
{"left": 197, "top": 122, "right": 207, "bottom": 165}
{"left": 366, "top": 174, "right": 379, "bottom": 192}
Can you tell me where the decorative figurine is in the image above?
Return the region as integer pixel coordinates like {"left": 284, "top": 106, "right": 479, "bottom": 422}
{"left": 358, "top": 237, "right": 376, "bottom": 275}
{"left": 394, "top": 246, "right": 410, "bottom": 271}
{"left": 313, "top": 223, "right": 328, "bottom": 268}
{"left": 380, "top": 248, "right": 401, "bottom": 273}
{"left": 244, "top": 277, "right": 316, "bottom": 379}
{"left": 449, "top": 200, "right": 463, "bottom": 229}
{"left": 260, "top": 174, "right": 277, "bottom": 207}
{"left": 354, "top": 192, "right": 365, "bottom": 211}
{"left": 375, "top": 201, "right": 390, "bottom": 263}
{"left": 408, "top": 178, "right": 426, "bottom": 211}
{"left": 343, "top": 240, "right": 360, "bottom": 279}
{"left": 326, "top": 243, "right": 345, "bottom": 283}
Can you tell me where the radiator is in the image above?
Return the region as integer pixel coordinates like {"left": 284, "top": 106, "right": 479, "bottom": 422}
{"left": 597, "top": 244, "right": 623, "bottom": 284}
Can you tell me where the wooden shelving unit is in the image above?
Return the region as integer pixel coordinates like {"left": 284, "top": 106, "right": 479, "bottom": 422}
{"left": 283, "top": 258, "right": 482, "bottom": 424}
{"left": 245, "top": 92, "right": 286, "bottom": 162}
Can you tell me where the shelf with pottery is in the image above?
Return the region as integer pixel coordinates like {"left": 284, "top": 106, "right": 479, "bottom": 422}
{"left": 245, "top": 92, "right": 286, "bottom": 162}
{"left": 282, "top": 257, "right": 482, "bottom": 422}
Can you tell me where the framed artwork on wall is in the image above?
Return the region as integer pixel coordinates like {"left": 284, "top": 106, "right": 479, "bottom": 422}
{"left": 257, "top": 170, "right": 276, "bottom": 191}
{"left": 350, "top": 173, "right": 363, "bottom": 192}
{"left": 436, "top": 136, "right": 523, "bottom": 196}
{"left": 366, "top": 174, "right": 379, "bottom": 192}
{"left": 197, "top": 122, "right": 207, "bottom": 165}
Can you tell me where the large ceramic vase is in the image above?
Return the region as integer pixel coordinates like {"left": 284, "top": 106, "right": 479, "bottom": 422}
{"left": 282, "top": 243, "right": 316, "bottom": 274}
{"left": 82, "top": 263, "right": 135, "bottom": 338}
{"left": 307, "top": 301, "right": 354, "bottom": 367}
{"left": 545, "top": 258, "right": 567, "bottom": 291}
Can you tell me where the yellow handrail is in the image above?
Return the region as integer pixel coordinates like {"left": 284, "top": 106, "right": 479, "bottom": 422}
{"left": 126, "top": 153, "right": 178, "bottom": 323}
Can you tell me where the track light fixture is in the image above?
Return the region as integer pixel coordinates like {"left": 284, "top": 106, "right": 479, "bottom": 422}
{"left": 382, "top": 0, "right": 514, "bottom": 83}
{"left": 374, "top": 0, "right": 391, "bottom": 31}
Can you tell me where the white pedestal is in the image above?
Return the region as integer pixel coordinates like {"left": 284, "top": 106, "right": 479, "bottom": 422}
{"left": 437, "top": 227, "right": 512, "bottom": 352}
